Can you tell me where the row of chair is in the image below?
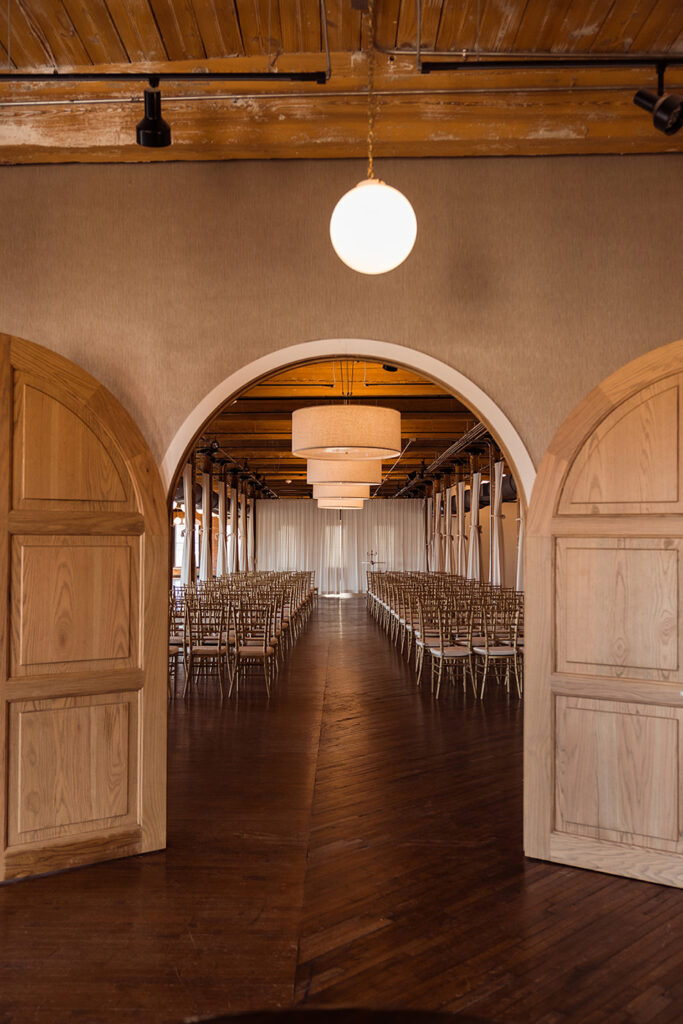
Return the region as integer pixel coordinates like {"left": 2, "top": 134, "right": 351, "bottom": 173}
{"left": 169, "top": 571, "right": 317, "bottom": 699}
{"left": 366, "top": 571, "right": 524, "bottom": 699}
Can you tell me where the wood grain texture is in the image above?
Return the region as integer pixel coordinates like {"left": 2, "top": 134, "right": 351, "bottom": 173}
{"left": 0, "top": 52, "right": 681, "bottom": 164}
{"left": 6, "top": 596, "right": 683, "bottom": 1019}
{"left": 555, "top": 537, "right": 679, "bottom": 679}
{"left": 0, "top": 333, "right": 167, "bottom": 881}
{"left": 15, "top": 380, "right": 128, "bottom": 506}
{"left": 555, "top": 695, "right": 681, "bottom": 848}
{"left": 559, "top": 377, "right": 682, "bottom": 513}
{"left": 8, "top": 691, "right": 136, "bottom": 845}
{"left": 11, "top": 535, "right": 137, "bottom": 675}
{"left": 527, "top": 337, "right": 683, "bottom": 886}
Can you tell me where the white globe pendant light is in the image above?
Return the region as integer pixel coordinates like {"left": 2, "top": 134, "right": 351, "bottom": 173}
{"left": 330, "top": 179, "right": 417, "bottom": 275}
{"left": 292, "top": 404, "right": 401, "bottom": 460}
{"left": 313, "top": 483, "right": 370, "bottom": 499}
{"left": 318, "top": 497, "right": 365, "bottom": 510}
{"left": 329, "top": 0, "right": 417, "bottom": 276}
{"left": 307, "top": 458, "right": 383, "bottom": 486}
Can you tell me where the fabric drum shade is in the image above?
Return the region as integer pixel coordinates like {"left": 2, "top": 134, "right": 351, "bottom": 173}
{"left": 307, "top": 458, "right": 383, "bottom": 485}
{"left": 292, "top": 405, "right": 401, "bottom": 460}
{"left": 317, "top": 497, "right": 365, "bottom": 509}
{"left": 313, "top": 483, "right": 371, "bottom": 499}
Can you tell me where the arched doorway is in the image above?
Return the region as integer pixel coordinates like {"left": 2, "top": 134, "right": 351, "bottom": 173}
{"left": 160, "top": 339, "right": 536, "bottom": 505}
{"left": 526, "top": 337, "right": 683, "bottom": 888}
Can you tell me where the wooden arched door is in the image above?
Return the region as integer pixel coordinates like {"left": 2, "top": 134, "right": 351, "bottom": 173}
{"left": 525, "top": 338, "right": 683, "bottom": 887}
{"left": 0, "top": 334, "right": 166, "bottom": 881}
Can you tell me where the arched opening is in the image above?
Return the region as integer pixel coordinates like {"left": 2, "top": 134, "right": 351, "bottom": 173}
{"left": 161, "top": 339, "right": 535, "bottom": 504}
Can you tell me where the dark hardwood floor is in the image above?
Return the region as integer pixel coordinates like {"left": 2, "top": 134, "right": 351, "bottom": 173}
{"left": 1, "top": 596, "right": 683, "bottom": 1023}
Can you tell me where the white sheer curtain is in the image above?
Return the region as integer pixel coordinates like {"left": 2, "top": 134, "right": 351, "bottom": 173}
{"left": 199, "top": 472, "right": 212, "bottom": 581}
{"left": 443, "top": 487, "right": 452, "bottom": 573}
{"left": 432, "top": 491, "right": 443, "bottom": 572}
{"left": 426, "top": 496, "right": 433, "bottom": 571}
{"left": 341, "top": 499, "right": 427, "bottom": 592}
{"left": 238, "top": 492, "right": 247, "bottom": 571}
{"left": 227, "top": 486, "right": 237, "bottom": 573}
{"left": 490, "top": 461, "right": 505, "bottom": 586}
{"left": 466, "top": 472, "right": 482, "bottom": 581}
{"left": 180, "top": 463, "right": 193, "bottom": 586}
{"left": 248, "top": 496, "right": 255, "bottom": 571}
{"left": 516, "top": 501, "right": 525, "bottom": 592}
{"left": 255, "top": 499, "right": 341, "bottom": 593}
{"left": 216, "top": 481, "right": 227, "bottom": 577}
{"left": 256, "top": 498, "right": 426, "bottom": 594}
{"left": 456, "top": 481, "right": 467, "bottom": 576}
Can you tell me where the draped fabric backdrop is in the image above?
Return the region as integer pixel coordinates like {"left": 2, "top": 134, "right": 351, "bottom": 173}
{"left": 490, "top": 461, "right": 505, "bottom": 586}
{"left": 256, "top": 499, "right": 426, "bottom": 594}
{"left": 227, "top": 486, "right": 237, "bottom": 573}
{"left": 180, "top": 463, "right": 193, "bottom": 586}
{"left": 516, "top": 501, "right": 525, "bottom": 592}
{"left": 199, "top": 472, "right": 212, "bottom": 582}
{"left": 216, "top": 481, "right": 227, "bottom": 577}
{"left": 238, "top": 492, "right": 247, "bottom": 571}
{"left": 247, "top": 496, "right": 256, "bottom": 571}
{"left": 466, "top": 472, "right": 482, "bottom": 581}
{"left": 456, "top": 481, "right": 468, "bottom": 576}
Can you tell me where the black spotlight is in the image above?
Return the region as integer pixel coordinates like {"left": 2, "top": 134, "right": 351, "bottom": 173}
{"left": 633, "top": 89, "right": 683, "bottom": 135}
{"left": 136, "top": 89, "right": 171, "bottom": 148}
{"left": 382, "top": 363, "right": 398, "bottom": 372}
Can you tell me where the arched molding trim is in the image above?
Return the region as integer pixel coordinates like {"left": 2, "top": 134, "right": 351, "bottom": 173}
{"left": 528, "top": 336, "right": 683, "bottom": 535}
{"left": 161, "top": 338, "right": 536, "bottom": 505}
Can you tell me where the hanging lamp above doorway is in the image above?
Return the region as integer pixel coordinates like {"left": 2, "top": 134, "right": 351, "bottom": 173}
{"left": 329, "top": 0, "right": 416, "bottom": 275}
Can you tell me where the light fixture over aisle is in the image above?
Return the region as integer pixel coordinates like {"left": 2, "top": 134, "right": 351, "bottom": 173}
{"left": 307, "top": 458, "right": 383, "bottom": 485}
{"left": 318, "top": 497, "right": 365, "bottom": 510}
{"left": 329, "top": 0, "right": 417, "bottom": 275}
{"left": 313, "top": 483, "right": 371, "bottom": 499}
{"left": 292, "top": 404, "right": 401, "bottom": 460}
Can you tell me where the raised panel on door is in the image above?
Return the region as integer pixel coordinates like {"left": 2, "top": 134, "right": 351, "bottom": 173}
{"left": 555, "top": 537, "right": 679, "bottom": 681}
{"left": 526, "top": 341, "right": 683, "bottom": 888}
{"left": 0, "top": 334, "right": 166, "bottom": 882}
{"left": 558, "top": 376, "right": 683, "bottom": 516}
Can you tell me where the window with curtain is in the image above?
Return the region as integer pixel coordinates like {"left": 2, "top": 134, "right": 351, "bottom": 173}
{"left": 256, "top": 498, "right": 426, "bottom": 594}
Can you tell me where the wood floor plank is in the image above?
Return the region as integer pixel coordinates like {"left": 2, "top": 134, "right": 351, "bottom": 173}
{"left": 0, "top": 594, "right": 682, "bottom": 1021}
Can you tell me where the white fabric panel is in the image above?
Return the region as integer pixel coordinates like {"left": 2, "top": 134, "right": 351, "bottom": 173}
{"left": 490, "top": 461, "right": 505, "bottom": 587}
{"left": 432, "top": 491, "right": 443, "bottom": 572}
{"left": 466, "top": 472, "right": 482, "bottom": 581}
{"left": 227, "top": 486, "right": 237, "bottom": 573}
{"left": 248, "top": 496, "right": 255, "bottom": 571}
{"left": 341, "top": 499, "right": 427, "bottom": 592}
{"left": 180, "top": 463, "right": 193, "bottom": 586}
{"left": 216, "top": 482, "right": 227, "bottom": 577}
{"left": 426, "top": 497, "right": 433, "bottom": 571}
{"left": 256, "top": 498, "right": 426, "bottom": 594}
{"left": 199, "top": 473, "right": 212, "bottom": 581}
{"left": 443, "top": 487, "right": 452, "bottom": 573}
{"left": 238, "top": 492, "right": 247, "bottom": 571}
{"left": 456, "top": 481, "right": 467, "bottom": 577}
{"left": 516, "top": 501, "right": 525, "bottom": 592}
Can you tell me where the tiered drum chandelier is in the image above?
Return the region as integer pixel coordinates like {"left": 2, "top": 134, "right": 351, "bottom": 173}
{"left": 291, "top": 403, "right": 401, "bottom": 510}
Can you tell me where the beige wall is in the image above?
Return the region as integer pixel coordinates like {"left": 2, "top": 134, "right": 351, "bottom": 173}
{"left": 1, "top": 155, "right": 681, "bottom": 477}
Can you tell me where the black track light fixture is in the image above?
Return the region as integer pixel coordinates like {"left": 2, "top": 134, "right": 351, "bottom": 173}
{"left": 136, "top": 85, "right": 171, "bottom": 148}
{"left": 633, "top": 88, "right": 683, "bottom": 135}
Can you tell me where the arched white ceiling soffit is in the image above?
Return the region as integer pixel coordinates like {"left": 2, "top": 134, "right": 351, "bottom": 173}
{"left": 161, "top": 338, "right": 536, "bottom": 506}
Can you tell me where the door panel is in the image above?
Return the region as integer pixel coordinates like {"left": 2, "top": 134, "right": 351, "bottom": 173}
{"left": 0, "top": 333, "right": 166, "bottom": 881}
{"left": 526, "top": 339, "right": 683, "bottom": 887}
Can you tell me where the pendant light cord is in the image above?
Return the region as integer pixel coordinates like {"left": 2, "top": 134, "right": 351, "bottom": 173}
{"left": 366, "top": 0, "right": 376, "bottom": 179}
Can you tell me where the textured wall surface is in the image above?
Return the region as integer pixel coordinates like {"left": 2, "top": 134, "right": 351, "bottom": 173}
{"left": 1, "top": 155, "right": 680, "bottom": 476}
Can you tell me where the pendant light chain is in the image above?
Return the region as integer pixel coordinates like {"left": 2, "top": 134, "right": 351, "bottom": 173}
{"left": 366, "top": 0, "right": 376, "bottom": 180}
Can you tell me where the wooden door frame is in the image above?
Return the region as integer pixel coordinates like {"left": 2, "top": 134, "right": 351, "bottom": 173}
{"left": 524, "top": 336, "right": 683, "bottom": 877}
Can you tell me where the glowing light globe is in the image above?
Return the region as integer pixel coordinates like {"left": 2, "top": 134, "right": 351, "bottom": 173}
{"left": 330, "top": 178, "right": 417, "bottom": 275}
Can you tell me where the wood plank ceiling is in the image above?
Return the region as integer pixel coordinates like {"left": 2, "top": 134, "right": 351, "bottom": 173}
{"left": 191, "top": 358, "right": 495, "bottom": 498}
{"left": 0, "top": 1, "right": 681, "bottom": 163}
